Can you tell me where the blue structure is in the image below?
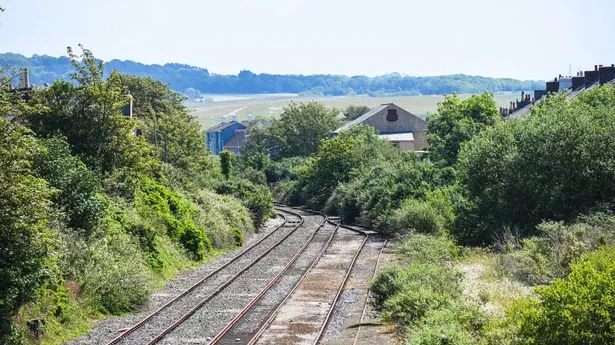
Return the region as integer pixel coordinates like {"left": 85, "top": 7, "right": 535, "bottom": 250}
{"left": 206, "top": 121, "right": 247, "bottom": 154}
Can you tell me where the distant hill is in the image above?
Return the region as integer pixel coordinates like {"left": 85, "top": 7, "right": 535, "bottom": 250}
{"left": 0, "top": 53, "right": 544, "bottom": 96}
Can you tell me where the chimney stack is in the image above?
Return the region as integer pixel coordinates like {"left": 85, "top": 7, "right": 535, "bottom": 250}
{"left": 23, "top": 68, "right": 30, "bottom": 89}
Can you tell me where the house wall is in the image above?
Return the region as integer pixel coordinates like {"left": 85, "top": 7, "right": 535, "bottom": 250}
{"left": 361, "top": 104, "right": 428, "bottom": 150}
{"left": 206, "top": 122, "right": 247, "bottom": 155}
{"left": 362, "top": 104, "right": 427, "bottom": 134}
{"left": 206, "top": 131, "right": 221, "bottom": 154}
{"left": 391, "top": 140, "right": 415, "bottom": 152}
{"left": 220, "top": 122, "right": 246, "bottom": 144}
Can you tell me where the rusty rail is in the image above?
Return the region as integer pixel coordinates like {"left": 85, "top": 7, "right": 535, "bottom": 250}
{"left": 208, "top": 214, "right": 338, "bottom": 345}
{"left": 146, "top": 208, "right": 324, "bottom": 344}
{"left": 314, "top": 235, "right": 369, "bottom": 344}
{"left": 351, "top": 238, "right": 388, "bottom": 345}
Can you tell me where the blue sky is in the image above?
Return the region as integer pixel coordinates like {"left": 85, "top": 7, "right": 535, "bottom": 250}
{"left": 0, "top": 0, "right": 613, "bottom": 80}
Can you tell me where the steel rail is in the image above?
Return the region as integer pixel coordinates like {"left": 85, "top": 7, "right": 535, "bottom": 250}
{"left": 147, "top": 209, "right": 323, "bottom": 344}
{"left": 246, "top": 222, "right": 341, "bottom": 345}
{"left": 207, "top": 213, "right": 337, "bottom": 344}
{"left": 105, "top": 208, "right": 294, "bottom": 345}
{"left": 351, "top": 238, "right": 388, "bottom": 345}
{"left": 313, "top": 234, "right": 369, "bottom": 344}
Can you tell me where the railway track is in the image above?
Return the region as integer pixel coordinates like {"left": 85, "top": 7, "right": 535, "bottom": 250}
{"left": 207, "top": 218, "right": 340, "bottom": 344}
{"left": 104, "top": 204, "right": 380, "bottom": 345}
{"left": 247, "top": 214, "right": 369, "bottom": 345}
{"left": 351, "top": 239, "right": 388, "bottom": 345}
{"left": 106, "top": 207, "right": 319, "bottom": 345}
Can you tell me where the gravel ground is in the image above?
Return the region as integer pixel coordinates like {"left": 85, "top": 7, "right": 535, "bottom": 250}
{"left": 212, "top": 220, "right": 339, "bottom": 344}
{"left": 352, "top": 240, "right": 399, "bottom": 345}
{"left": 255, "top": 228, "right": 365, "bottom": 345}
{"left": 320, "top": 237, "right": 386, "bottom": 344}
{"left": 156, "top": 211, "right": 325, "bottom": 344}
{"left": 64, "top": 211, "right": 292, "bottom": 345}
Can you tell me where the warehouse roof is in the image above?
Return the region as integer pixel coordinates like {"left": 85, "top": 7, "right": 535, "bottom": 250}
{"left": 332, "top": 104, "right": 389, "bottom": 134}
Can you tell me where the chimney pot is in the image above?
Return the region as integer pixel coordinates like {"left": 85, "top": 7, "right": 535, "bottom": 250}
{"left": 595, "top": 65, "right": 598, "bottom": 71}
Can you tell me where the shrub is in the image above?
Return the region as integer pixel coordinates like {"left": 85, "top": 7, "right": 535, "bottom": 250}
{"left": 456, "top": 85, "right": 615, "bottom": 244}
{"left": 263, "top": 156, "right": 307, "bottom": 183}
{"left": 496, "top": 212, "right": 615, "bottom": 285}
{"left": 390, "top": 198, "right": 446, "bottom": 235}
{"left": 515, "top": 246, "right": 615, "bottom": 344}
{"left": 405, "top": 301, "right": 486, "bottom": 345}
{"left": 331, "top": 154, "right": 442, "bottom": 229}
{"left": 36, "top": 136, "right": 107, "bottom": 233}
{"left": 135, "top": 178, "right": 211, "bottom": 260}
{"left": 371, "top": 262, "right": 462, "bottom": 325}
{"left": 216, "top": 178, "right": 274, "bottom": 229}
{"left": 0, "top": 119, "right": 59, "bottom": 342}
{"left": 220, "top": 150, "right": 232, "bottom": 179}
{"left": 59, "top": 225, "right": 152, "bottom": 315}
{"left": 396, "top": 234, "right": 459, "bottom": 264}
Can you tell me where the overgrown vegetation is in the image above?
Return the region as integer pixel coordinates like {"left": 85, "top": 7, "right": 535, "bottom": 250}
{"left": 3, "top": 43, "right": 615, "bottom": 343}
{"left": 0, "top": 47, "right": 272, "bottom": 344}
{"left": 234, "top": 84, "right": 615, "bottom": 343}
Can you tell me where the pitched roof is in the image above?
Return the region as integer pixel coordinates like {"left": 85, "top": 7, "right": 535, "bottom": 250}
{"left": 332, "top": 103, "right": 390, "bottom": 134}
{"left": 206, "top": 120, "right": 246, "bottom": 132}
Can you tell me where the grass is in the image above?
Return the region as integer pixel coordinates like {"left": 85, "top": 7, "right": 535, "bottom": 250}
{"left": 457, "top": 248, "right": 533, "bottom": 318}
{"left": 188, "top": 92, "right": 523, "bottom": 129}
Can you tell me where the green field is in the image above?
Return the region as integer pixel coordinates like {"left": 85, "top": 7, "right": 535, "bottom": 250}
{"left": 188, "top": 92, "right": 522, "bottom": 129}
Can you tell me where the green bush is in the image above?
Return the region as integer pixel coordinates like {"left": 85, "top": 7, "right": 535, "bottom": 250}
{"left": 220, "top": 150, "right": 232, "bottom": 179}
{"left": 216, "top": 178, "right": 274, "bottom": 229}
{"left": 406, "top": 301, "right": 486, "bottom": 345}
{"left": 192, "top": 189, "right": 253, "bottom": 248}
{"left": 515, "top": 246, "right": 615, "bottom": 344}
{"left": 135, "top": 178, "right": 211, "bottom": 260}
{"left": 36, "top": 136, "right": 107, "bottom": 233}
{"left": 390, "top": 198, "right": 446, "bottom": 235}
{"left": 263, "top": 156, "right": 307, "bottom": 183}
{"left": 371, "top": 262, "right": 462, "bottom": 325}
{"left": 59, "top": 224, "right": 152, "bottom": 315}
{"left": 396, "top": 234, "right": 459, "bottom": 264}
{"left": 330, "top": 154, "right": 443, "bottom": 229}
{"left": 0, "top": 119, "right": 59, "bottom": 342}
{"left": 456, "top": 85, "right": 615, "bottom": 244}
{"left": 496, "top": 212, "right": 615, "bottom": 285}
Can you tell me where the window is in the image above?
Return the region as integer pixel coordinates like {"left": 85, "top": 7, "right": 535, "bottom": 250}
{"left": 387, "top": 108, "right": 398, "bottom": 121}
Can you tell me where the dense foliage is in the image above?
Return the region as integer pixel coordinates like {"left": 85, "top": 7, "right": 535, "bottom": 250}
{"left": 268, "top": 101, "right": 342, "bottom": 158}
{"left": 456, "top": 85, "right": 615, "bottom": 244}
{"left": 427, "top": 93, "right": 502, "bottom": 166}
{"left": 371, "top": 236, "right": 486, "bottom": 343}
{"left": 1, "top": 53, "right": 544, "bottom": 96}
{"left": 244, "top": 85, "right": 615, "bottom": 344}
{"left": 509, "top": 246, "right": 615, "bottom": 345}
{"left": 0, "top": 47, "right": 272, "bottom": 344}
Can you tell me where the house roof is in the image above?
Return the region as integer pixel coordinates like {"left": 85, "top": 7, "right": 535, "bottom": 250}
{"left": 379, "top": 132, "right": 414, "bottom": 141}
{"left": 206, "top": 120, "right": 246, "bottom": 132}
{"left": 332, "top": 103, "right": 390, "bottom": 134}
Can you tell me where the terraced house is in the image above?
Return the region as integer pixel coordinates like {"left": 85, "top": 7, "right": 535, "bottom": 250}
{"left": 332, "top": 103, "right": 428, "bottom": 152}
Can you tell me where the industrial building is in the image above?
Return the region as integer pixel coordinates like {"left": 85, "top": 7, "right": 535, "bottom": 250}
{"left": 332, "top": 103, "right": 428, "bottom": 152}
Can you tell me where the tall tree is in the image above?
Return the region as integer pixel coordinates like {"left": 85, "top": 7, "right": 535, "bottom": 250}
{"left": 0, "top": 118, "right": 58, "bottom": 343}
{"left": 24, "top": 46, "right": 154, "bottom": 176}
{"left": 269, "top": 101, "right": 342, "bottom": 158}
{"left": 426, "top": 93, "right": 501, "bottom": 166}
{"left": 343, "top": 104, "right": 371, "bottom": 120}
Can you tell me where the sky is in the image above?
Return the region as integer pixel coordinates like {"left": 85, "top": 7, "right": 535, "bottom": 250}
{"left": 0, "top": 0, "right": 614, "bottom": 80}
